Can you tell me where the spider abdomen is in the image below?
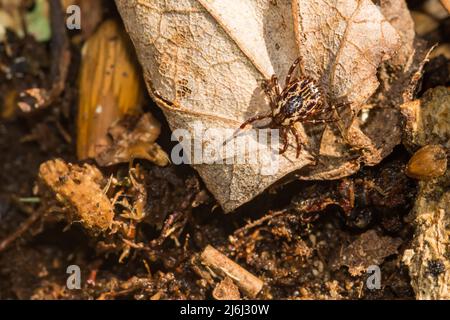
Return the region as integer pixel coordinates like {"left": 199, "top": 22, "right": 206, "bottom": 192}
{"left": 274, "top": 78, "right": 322, "bottom": 126}
{"left": 238, "top": 58, "right": 335, "bottom": 158}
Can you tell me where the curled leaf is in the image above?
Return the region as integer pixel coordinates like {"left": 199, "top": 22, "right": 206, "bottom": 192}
{"left": 95, "top": 113, "right": 170, "bottom": 167}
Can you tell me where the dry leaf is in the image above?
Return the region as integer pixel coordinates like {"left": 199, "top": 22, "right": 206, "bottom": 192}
{"left": 77, "top": 19, "right": 143, "bottom": 160}
{"left": 116, "top": 0, "right": 406, "bottom": 212}
{"left": 332, "top": 230, "right": 402, "bottom": 276}
{"left": 441, "top": 0, "right": 450, "bottom": 14}
{"left": 95, "top": 113, "right": 170, "bottom": 167}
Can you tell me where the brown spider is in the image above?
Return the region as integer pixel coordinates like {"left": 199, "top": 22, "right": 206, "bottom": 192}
{"left": 240, "top": 58, "right": 343, "bottom": 158}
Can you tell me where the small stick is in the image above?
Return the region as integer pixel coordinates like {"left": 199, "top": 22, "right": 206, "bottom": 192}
{"left": 403, "top": 44, "right": 437, "bottom": 102}
{"left": 0, "top": 208, "right": 43, "bottom": 253}
{"left": 200, "top": 245, "right": 264, "bottom": 298}
{"left": 233, "top": 210, "right": 285, "bottom": 236}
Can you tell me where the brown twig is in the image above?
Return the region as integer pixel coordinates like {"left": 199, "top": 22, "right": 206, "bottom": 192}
{"left": 0, "top": 206, "right": 43, "bottom": 253}
{"left": 200, "top": 245, "right": 264, "bottom": 298}
{"left": 403, "top": 44, "right": 438, "bottom": 102}
{"left": 233, "top": 210, "right": 286, "bottom": 236}
{"left": 18, "top": 0, "right": 71, "bottom": 112}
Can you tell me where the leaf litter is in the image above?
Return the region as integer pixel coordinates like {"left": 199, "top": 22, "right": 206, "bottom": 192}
{"left": 0, "top": 0, "right": 449, "bottom": 300}
{"left": 116, "top": 0, "right": 429, "bottom": 212}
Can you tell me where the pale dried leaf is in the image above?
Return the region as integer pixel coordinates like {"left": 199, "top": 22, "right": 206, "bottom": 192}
{"left": 293, "top": 0, "right": 399, "bottom": 106}
{"left": 116, "top": 0, "right": 404, "bottom": 212}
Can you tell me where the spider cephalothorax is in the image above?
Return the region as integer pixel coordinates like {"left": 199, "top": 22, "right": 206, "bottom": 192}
{"left": 240, "top": 58, "right": 341, "bottom": 158}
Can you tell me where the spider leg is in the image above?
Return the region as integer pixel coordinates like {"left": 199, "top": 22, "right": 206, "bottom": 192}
{"left": 303, "top": 118, "right": 338, "bottom": 124}
{"left": 272, "top": 75, "right": 281, "bottom": 97}
{"left": 334, "top": 101, "right": 354, "bottom": 118}
{"left": 240, "top": 114, "right": 272, "bottom": 129}
{"left": 285, "top": 57, "right": 301, "bottom": 86}
{"left": 225, "top": 114, "right": 271, "bottom": 148}
{"left": 262, "top": 77, "right": 274, "bottom": 95}
{"left": 279, "top": 127, "right": 289, "bottom": 154}
{"left": 262, "top": 76, "right": 279, "bottom": 112}
{"left": 290, "top": 126, "right": 303, "bottom": 158}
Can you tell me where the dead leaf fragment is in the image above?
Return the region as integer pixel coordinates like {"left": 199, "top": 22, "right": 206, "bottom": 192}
{"left": 212, "top": 277, "right": 241, "bottom": 300}
{"left": 39, "top": 159, "right": 114, "bottom": 233}
{"left": 116, "top": 0, "right": 405, "bottom": 212}
{"left": 332, "top": 230, "right": 402, "bottom": 276}
{"left": 95, "top": 113, "right": 169, "bottom": 167}
{"left": 293, "top": 0, "right": 399, "bottom": 107}
{"left": 77, "top": 19, "right": 143, "bottom": 160}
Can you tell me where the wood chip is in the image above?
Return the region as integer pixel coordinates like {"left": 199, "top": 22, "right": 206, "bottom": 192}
{"left": 200, "top": 245, "right": 263, "bottom": 298}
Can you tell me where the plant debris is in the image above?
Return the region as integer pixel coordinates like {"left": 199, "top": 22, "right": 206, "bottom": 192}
{"left": 38, "top": 159, "right": 114, "bottom": 233}
{"left": 76, "top": 19, "right": 143, "bottom": 160}
{"left": 331, "top": 230, "right": 402, "bottom": 276}
{"left": 114, "top": 0, "right": 424, "bottom": 212}
{"left": 212, "top": 277, "right": 241, "bottom": 300}
{"left": 292, "top": 159, "right": 417, "bottom": 230}
{"left": 401, "top": 86, "right": 450, "bottom": 150}
{"left": 402, "top": 172, "right": 450, "bottom": 299}
{"left": 198, "top": 245, "right": 264, "bottom": 298}
{"left": 0, "top": 0, "right": 449, "bottom": 301}
{"left": 400, "top": 86, "right": 450, "bottom": 299}
{"left": 17, "top": 0, "right": 71, "bottom": 113}
{"left": 95, "top": 113, "right": 169, "bottom": 167}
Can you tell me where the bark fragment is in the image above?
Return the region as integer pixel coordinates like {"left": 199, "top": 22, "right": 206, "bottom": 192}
{"left": 200, "top": 245, "right": 264, "bottom": 298}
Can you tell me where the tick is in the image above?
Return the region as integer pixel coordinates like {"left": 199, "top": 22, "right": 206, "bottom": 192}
{"left": 239, "top": 58, "right": 344, "bottom": 158}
